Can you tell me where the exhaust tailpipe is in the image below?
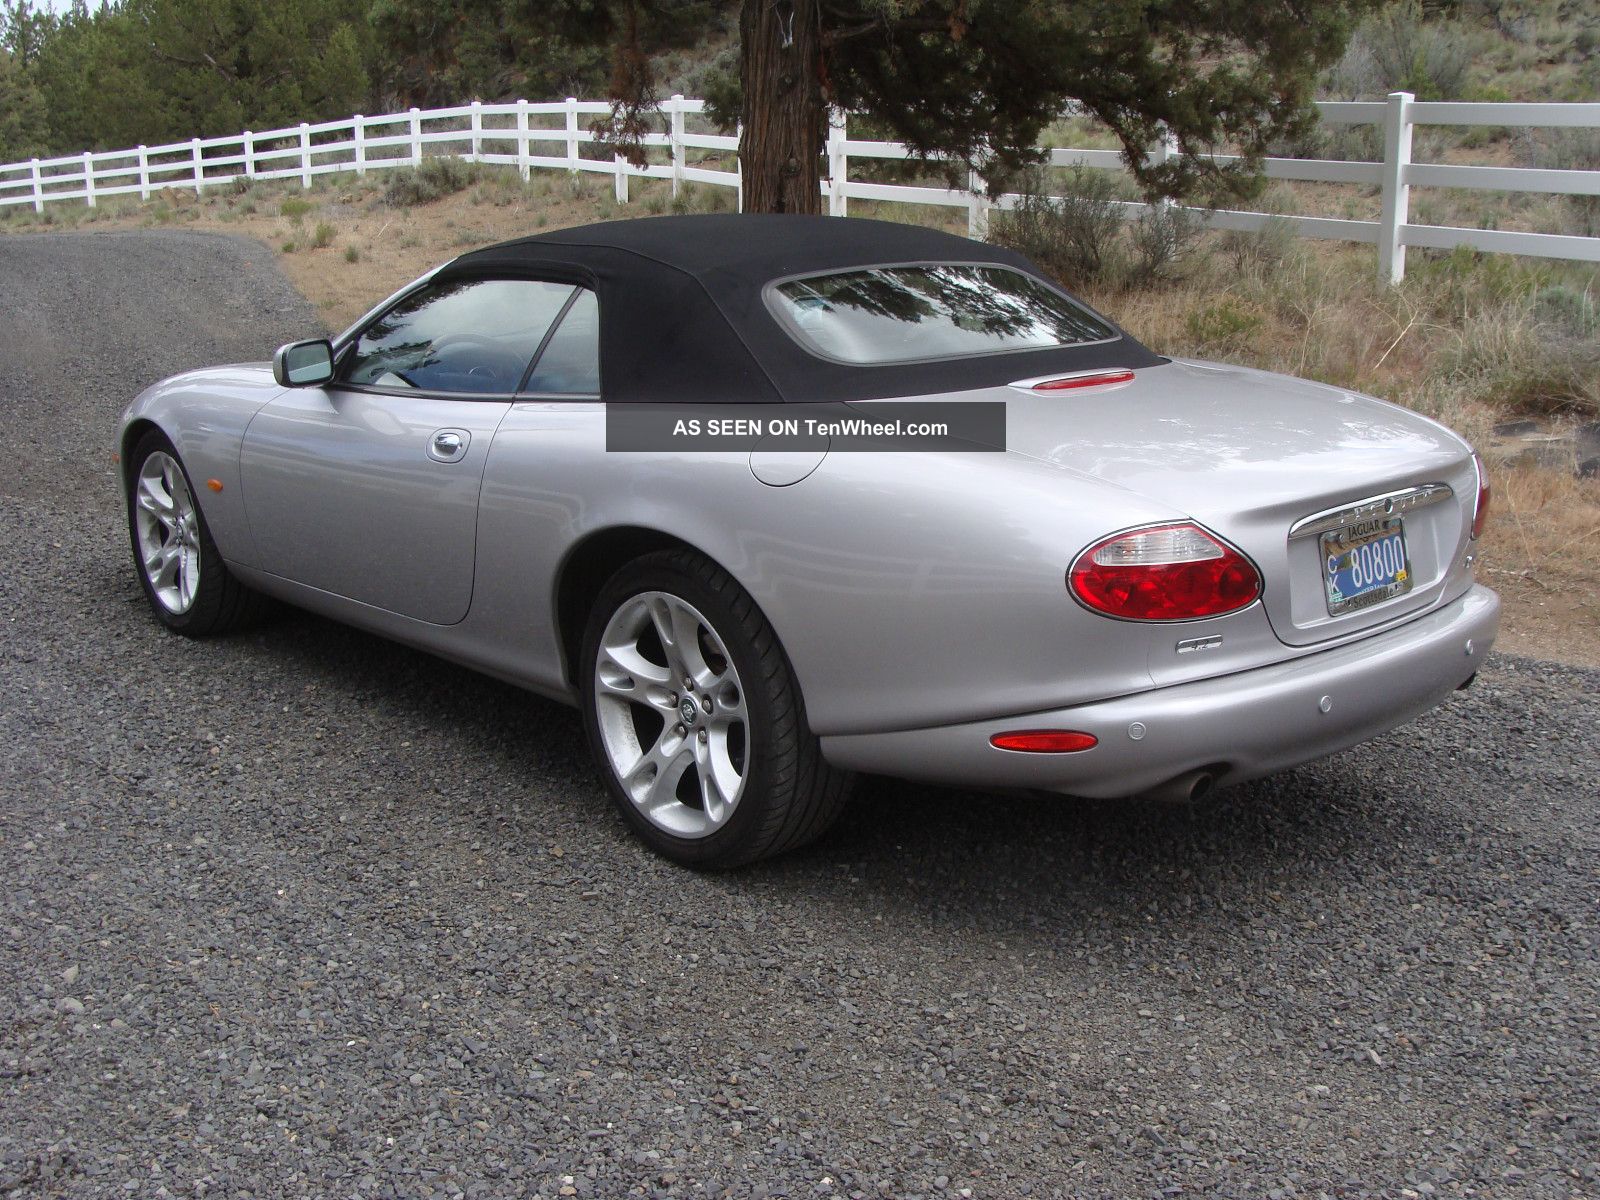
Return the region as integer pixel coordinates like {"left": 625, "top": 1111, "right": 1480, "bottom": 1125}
{"left": 1138, "top": 769, "right": 1217, "bottom": 805}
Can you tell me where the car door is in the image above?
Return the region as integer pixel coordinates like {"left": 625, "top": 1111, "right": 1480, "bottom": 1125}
{"left": 239, "top": 275, "right": 581, "bottom": 626}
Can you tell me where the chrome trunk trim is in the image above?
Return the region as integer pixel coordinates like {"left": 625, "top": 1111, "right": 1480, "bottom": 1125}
{"left": 1288, "top": 483, "right": 1454, "bottom": 540}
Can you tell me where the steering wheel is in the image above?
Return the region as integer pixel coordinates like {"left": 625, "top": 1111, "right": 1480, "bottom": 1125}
{"left": 428, "top": 334, "right": 529, "bottom": 392}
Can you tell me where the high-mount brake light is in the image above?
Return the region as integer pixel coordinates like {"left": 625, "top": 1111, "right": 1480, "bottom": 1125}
{"left": 1033, "top": 370, "right": 1136, "bottom": 392}
{"left": 1471, "top": 452, "right": 1490, "bottom": 540}
{"left": 1069, "top": 523, "right": 1262, "bottom": 621}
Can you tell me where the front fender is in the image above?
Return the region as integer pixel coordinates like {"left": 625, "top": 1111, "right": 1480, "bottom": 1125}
{"left": 118, "top": 364, "right": 283, "bottom": 568}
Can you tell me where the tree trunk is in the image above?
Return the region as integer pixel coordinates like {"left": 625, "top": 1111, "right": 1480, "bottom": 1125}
{"left": 739, "top": 0, "right": 824, "bottom": 215}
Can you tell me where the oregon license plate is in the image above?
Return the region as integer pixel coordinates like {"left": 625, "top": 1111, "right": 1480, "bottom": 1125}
{"left": 1320, "top": 516, "right": 1412, "bottom": 616}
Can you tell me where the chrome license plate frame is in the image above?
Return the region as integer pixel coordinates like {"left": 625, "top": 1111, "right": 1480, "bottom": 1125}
{"left": 1320, "top": 516, "right": 1412, "bottom": 617}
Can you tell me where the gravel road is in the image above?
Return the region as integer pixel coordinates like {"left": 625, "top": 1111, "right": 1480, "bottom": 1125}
{"left": 1, "top": 230, "right": 1597, "bottom": 1200}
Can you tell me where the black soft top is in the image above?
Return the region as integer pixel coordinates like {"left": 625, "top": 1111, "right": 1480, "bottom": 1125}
{"left": 446, "top": 214, "right": 1161, "bottom": 404}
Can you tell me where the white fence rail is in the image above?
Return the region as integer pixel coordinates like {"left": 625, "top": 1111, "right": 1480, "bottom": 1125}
{"left": 2, "top": 92, "right": 1597, "bottom": 283}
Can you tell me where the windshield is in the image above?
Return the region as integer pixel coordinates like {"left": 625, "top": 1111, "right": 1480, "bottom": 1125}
{"left": 769, "top": 263, "right": 1117, "bottom": 365}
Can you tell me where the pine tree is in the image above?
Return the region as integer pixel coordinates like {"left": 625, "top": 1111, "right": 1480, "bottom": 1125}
{"left": 587, "top": 0, "right": 1379, "bottom": 214}
{"left": 0, "top": 47, "right": 47, "bottom": 162}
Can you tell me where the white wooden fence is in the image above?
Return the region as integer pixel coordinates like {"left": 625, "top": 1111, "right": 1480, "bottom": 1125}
{"left": 2, "top": 92, "right": 1597, "bottom": 283}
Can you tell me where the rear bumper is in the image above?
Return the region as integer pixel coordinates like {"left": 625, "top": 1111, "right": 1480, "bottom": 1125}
{"left": 820, "top": 584, "right": 1498, "bottom": 796}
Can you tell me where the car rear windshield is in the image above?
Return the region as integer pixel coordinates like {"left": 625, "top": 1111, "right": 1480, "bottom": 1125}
{"left": 768, "top": 263, "right": 1117, "bottom": 365}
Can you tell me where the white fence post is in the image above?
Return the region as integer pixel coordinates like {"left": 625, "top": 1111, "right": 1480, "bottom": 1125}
{"left": 827, "top": 110, "right": 848, "bottom": 217}
{"left": 669, "top": 94, "right": 685, "bottom": 198}
{"left": 1148, "top": 127, "right": 1178, "bottom": 211}
{"left": 470, "top": 99, "right": 483, "bottom": 162}
{"left": 1379, "top": 90, "right": 1414, "bottom": 285}
{"left": 565, "top": 97, "right": 580, "bottom": 173}
{"left": 191, "top": 137, "right": 204, "bottom": 195}
{"left": 243, "top": 131, "right": 255, "bottom": 179}
{"left": 298, "top": 122, "right": 312, "bottom": 188}
{"left": 614, "top": 153, "right": 629, "bottom": 203}
{"left": 409, "top": 108, "right": 422, "bottom": 167}
{"left": 354, "top": 116, "right": 367, "bottom": 176}
{"left": 137, "top": 145, "right": 149, "bottom": 200}
{"left": 517, "top": 99, "right": 531, "bottom": 180}
{"left": 735, "top": 121, "right": 744, "bottom": 213}
{"left": 30, "top": 158, "right": 42, "bottom": 213}
{"left": 82, "top": 151, "right": 95, "bottom": 208}
{"left": 967, "top": 168, "right": 990, "bottom": 239}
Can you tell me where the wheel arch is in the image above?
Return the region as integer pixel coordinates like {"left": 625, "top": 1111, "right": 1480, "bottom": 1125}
{"left": 553, "top": 526, "right": 756, "bottom": 691}
{"left": 120, "top": 418, "right": 167, "bottom": 488}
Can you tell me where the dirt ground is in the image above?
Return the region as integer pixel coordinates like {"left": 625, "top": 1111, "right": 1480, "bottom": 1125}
{"left": 7, "top": 176, "right": 1596, "bottom": 667}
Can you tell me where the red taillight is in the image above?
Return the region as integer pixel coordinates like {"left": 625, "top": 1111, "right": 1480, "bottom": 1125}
{"left": 1069, "top": 523, "right": 1261, "bottom": 621}
{"left": 1471, "top": 453, "right": 1490, "bottom": 540}
{"left": 1033, "top": 370, "right": 1135, "bottom": 392}
{"left": 990, "top": 730, "right": 1099, "bottom": 753}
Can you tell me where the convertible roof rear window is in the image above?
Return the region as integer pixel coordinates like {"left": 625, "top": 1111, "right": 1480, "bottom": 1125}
{"left": 769, "top": 263, "right": 1117, "bottom": 366}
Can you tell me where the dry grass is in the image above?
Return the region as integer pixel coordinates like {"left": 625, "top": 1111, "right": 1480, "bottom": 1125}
{"left": 1097, "top": 238, "right": 1598, "bottom": 427}
{"left": 3, "top": 167, "right": 1597, "bottom": 664}
{"left": 1476, "top": 465, "right": 1600, "bottom": 666}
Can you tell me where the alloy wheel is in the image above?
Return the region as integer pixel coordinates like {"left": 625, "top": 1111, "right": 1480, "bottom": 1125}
{"left": 592, "top": 590, "right": 749, "bottom": 838}
{"left": 133, "top": 451, "right": 201, "bottom": 615}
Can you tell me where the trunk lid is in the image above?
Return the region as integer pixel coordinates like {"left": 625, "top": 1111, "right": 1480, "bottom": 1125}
{"left": 995, "top": 358, "right": 1478, "bottom": 646}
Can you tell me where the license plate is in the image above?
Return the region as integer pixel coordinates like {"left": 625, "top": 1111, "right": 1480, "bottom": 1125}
{"left": 1320, "top": 517, "right": 1412, "bottom": 616}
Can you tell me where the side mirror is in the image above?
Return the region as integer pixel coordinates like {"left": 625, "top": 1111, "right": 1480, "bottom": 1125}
{"left": 273, "top": 339, "right": 335, "bottom": 388}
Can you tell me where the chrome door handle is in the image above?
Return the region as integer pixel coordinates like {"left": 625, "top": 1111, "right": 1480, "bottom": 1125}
{"left": 428, "top": 429, "right": 469, "bottom": 463}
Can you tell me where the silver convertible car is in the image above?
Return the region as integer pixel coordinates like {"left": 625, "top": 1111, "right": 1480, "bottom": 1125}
{"left": 119, "top": 215, "right": 1498, "bottom": 867}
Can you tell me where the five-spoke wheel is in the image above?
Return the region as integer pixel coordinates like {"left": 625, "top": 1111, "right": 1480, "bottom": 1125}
{"left": 133, "top": 450, "right": 201, "bottom": 615}
{"left": 125, "top": 429, "right": 270, "bottom": 636}
{"left": 593, "top": 590, "right": 750, "bottom": 839}
{"left": 580, "top": 549, "right": 850, "bottom": 868}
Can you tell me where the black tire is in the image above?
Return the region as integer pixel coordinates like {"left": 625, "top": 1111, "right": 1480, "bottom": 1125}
{"left": 125, "top": 429, "right": 272, "bottom": 636}
{"left": 579, "top": 548, "right": 852, "bottom": 868}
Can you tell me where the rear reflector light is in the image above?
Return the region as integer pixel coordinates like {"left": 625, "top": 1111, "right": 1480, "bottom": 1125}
{"left": 990, "top": 730, "right": 1099, "bottom": 753}
{"left": 1033, "top": 370, "right": 1136, "bottom": 391}
{"left": 1471, "top": 452, "right": 1490, "bottom": 539}
{"left": 1069, "top": 523, "right": 1262, "bottom": 621}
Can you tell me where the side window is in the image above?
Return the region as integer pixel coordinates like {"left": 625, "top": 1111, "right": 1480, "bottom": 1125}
{"left": 523, "top": 288, "right": 600, "bottom": 396}
{"left": 341, "top": 278, "right": 576, "bottom": 396}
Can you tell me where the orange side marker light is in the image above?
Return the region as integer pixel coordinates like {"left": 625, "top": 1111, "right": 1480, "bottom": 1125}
{"left": 207, "top": 478, "right": 224, "bottom": 492}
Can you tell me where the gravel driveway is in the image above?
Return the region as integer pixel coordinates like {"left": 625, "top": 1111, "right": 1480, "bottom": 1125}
{"left": 1, "top": 230, "right": 1596, "bottom": 1200}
